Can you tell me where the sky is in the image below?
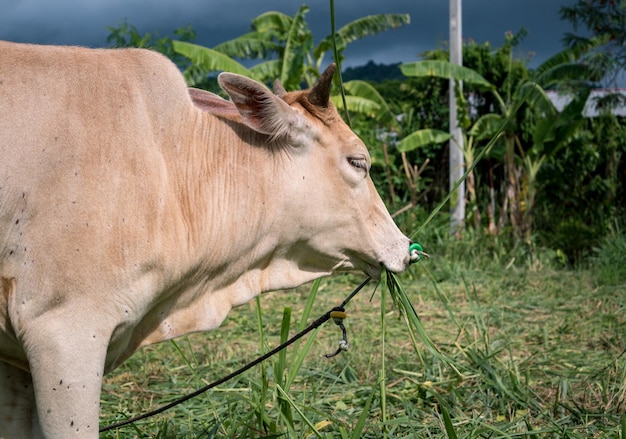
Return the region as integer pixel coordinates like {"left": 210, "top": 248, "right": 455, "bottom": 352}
{"left": 1, "top": 0, "right": 577, "bottom": 70}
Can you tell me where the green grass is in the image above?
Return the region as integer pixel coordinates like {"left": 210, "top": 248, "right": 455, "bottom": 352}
{"left": 99, "top": 231, "right": 626, "bottom": 438}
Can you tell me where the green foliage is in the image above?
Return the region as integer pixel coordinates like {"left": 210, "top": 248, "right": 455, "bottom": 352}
{"left": 469, "top": 113, "right": 503, "bottom": 141}
{"left": 329, "top": 94, "right": 382, "bottom": 119}
{"left": 195, "top": 6, "right": 408, "bottom": 90}
{"left": 396, "top": 129, "right": 451, "bottom": 153}
{"left": 172, "top": 41, "right": 253, "bottom": 79}
{"left": 346, "top": 33, "right": 538, "bottom": 217}
{"left": 106, "top": 21, "right": 197, "bottom": 71}
{"left": 281, "top": 7, "right": 312, "bottom": 90}
{"left": 393, "top": 30, "right": 611, "bottom": 247}
{"left": 592, "top": 223, "right": 626, "bottom": 286}
{"left": 534, "top": 114, "right": 626, "bottom": 262}
{"left": 560, "top": 0, "right": 626, "bottom": 85}
{"left": 341, "top": 80, "right": 396, "bottom": 125}
{"left": 400, "top": 60, "right": 494, "bottom": 90}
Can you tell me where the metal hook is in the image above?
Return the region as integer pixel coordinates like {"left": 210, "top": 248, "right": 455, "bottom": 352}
{"left": 325, "top": 310, "right": 349, "bottom": 358}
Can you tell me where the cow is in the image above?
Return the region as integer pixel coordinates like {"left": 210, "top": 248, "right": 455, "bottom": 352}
{"left": 0, "top": 40, "right": 413, "bottom": 438}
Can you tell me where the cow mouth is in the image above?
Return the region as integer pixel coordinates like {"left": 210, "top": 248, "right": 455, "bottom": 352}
{"left": 364, "top": 256, "right": 414, "bottom": 279}
{"left": 342, "top": 250, "right": 408, "bottom": 280}
{"left": 363, "top": 264, "right": 383, "bottom": 279}
{"left": 363, "top": 261, "right": 407, "bottom": 279}
{"left": 345, "top": 253, "right": 385, "bottom": 280}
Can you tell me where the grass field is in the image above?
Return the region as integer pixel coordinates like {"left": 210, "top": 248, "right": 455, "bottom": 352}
{"left": 99, "top": 226, "right": 626, "bottom": 438}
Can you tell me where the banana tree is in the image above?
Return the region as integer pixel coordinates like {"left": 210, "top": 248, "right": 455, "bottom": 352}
{"left": 400, "top": 47, "right": 596, "bottom": 238}
{"left": 107, "top": 9, "right": 409, "bottom": 90}
{"left": 400, "top": 60, "right": 495, "bottom": 229}
{"left": 488, "top": 44, "right": 596, "bottom": 238}
{"left": 174, "top": 5, "right": 409, "bottom": 90}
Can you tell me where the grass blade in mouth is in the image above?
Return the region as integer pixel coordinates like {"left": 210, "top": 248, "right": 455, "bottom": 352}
{"left": 382, "top": 267, "right": 462, "bottom": 377}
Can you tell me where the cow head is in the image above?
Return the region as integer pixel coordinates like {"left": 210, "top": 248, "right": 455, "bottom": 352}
{"left": 216, "top": 65, "right": 412, "bottom": 279}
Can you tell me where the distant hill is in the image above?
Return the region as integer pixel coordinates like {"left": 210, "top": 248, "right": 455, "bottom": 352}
{"left": 342, "top": 61, "right": 404, "bottom": 82}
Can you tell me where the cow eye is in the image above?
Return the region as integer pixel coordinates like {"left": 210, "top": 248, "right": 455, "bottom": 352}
{"left": 348, "top": 157, "right": 369, "bottom": 172}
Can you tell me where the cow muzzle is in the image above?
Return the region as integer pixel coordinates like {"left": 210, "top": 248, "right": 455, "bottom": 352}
{"left": 372, "top": 241, "right": 429, "bottom": 278}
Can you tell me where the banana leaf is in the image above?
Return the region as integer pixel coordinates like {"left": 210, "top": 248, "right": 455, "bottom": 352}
{"left": 397, "top": 129, "right": 451, "bottom": 153}
{"left": 400, "top": 60, "right": 493, "bottom": 90}
{"left": 172, "top": 41, "right": 252, "bottom": 78}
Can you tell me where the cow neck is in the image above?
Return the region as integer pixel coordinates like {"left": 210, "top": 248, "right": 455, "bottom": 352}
{"left": 175, "top": 111, "right": 317, "bottom": 298}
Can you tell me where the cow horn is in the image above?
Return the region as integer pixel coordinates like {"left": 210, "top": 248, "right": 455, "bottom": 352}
{"left": 273, "top": 79, "right": 287, "bottom": 98}
{"left": 307, "top": 63, "right": 336, "bottom": 108}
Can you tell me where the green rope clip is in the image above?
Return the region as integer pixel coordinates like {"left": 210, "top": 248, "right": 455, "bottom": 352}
{"left": 409, "top": 242, "right": 428, "bottom": 263}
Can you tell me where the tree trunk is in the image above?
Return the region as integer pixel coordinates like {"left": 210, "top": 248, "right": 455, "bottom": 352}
{"left": 487, "top": 160, "right": 497, "bottom": 234}
{"left": 504, "top": 135, "right": 520, "bottom": 234}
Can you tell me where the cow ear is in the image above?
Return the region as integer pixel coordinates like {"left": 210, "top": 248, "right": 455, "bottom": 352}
{"left": 188, "top": 88, "right": 239, "bottom": 117}
{"left": 218, "top": 73, "right": 302, "bottom": 139}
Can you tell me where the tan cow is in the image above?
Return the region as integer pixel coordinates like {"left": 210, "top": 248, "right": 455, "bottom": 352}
{"left": 0, "top": 40, "right": 413, "bottom": 438}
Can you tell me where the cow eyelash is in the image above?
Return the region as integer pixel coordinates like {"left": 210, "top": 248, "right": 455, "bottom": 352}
{"left": 348, "top": 157, "right": 369, "bottom": 171}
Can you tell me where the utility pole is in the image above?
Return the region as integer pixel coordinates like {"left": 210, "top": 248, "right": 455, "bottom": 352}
{"left": 449, "top": 0, "right": 465, "bottom": 235}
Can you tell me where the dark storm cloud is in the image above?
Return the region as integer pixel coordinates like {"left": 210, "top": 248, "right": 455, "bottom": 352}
{"left": 335, "top": 0, "right": 574, "bottom": 68}
{"left": 1, "top": 0, "right": 574, "bottom": 68}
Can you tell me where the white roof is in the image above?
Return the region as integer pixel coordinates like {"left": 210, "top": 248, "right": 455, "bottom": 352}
{"left": 546, "top": 89, "right": 626, "bottom": 117}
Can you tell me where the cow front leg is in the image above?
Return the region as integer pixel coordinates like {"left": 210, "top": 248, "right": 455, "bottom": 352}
{"left": 23, "top": 318, "right": 108, "bottom": 439}
{"left": 0, "top": 360, "right": 43, "bottom": 439}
